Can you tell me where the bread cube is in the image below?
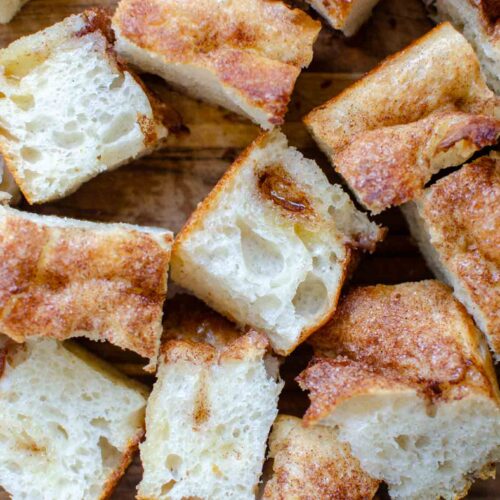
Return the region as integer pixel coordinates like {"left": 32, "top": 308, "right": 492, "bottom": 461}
{"left": 0, "top": 0, "right": 30, "bottom": 23}
{"left": 403, "top": 154, "right": 500, "bottom": 361}
{"left": 138, "top": 296, "right": 283, "bottom": 500}
{"left": 0, "top": 337, "right": 148, "bottom": 500}
{"left": 263, "top": 415, "right": 379, "bottom": 499}
{"left": 425, "top": 0, "right": 500, "bottom": 94}
{"left": 171, "top": 130, "right": 385, "bottom": 355}
{"left": 305, "top": 0, "right": 381, "bottom": 36}
{"left": 0, "top": 9, "right": 171, "bottom": 204}
{"left": 299, "top": 281, "right": 500, "bottom": 500}
{"left": 305, "top": 23, "right": 500, "bottom": 214}
{"left": 112, "top": 0, "right": 321, "bottom": 129}
{"left": 0, "top": 206, "right": 173, "bottom": 370}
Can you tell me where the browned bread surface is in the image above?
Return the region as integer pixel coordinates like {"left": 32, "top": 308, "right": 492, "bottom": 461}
{"left": 263, "top": 414, "right": 379, "bottom": 500}
{"left": 304, "top": 22, "right": 500, "bottom": 213}
{"left": 403, "top": 155, "right": 500, "bottom": 359}
{"left": 0, "top": 207, "right": 172, "bottom": 369}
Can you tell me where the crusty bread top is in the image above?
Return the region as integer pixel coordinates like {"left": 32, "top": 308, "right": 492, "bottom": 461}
{"left": 299, "top": 281, "right": 500, "bottom": 424}
{"left": 305, "top": 23, "right": 497, "bottom": 152}
{"left": 161, "top": 293, "right": 271, "bottom": 365}
{"left": 304, "top": 22, "right": 500, "bottom": 212}
{"left": 0, "top": 206, "right": 173, "bottom": 368}
{"left": 162, "top": 294, "right": 243, "bottom": 350}
{"left": 416, "top": 155, "right": 499, "bottom": 354}
{"left": 113, "top": 0, "right": 320, "bottom": 126}
{"left": 263, "top": 415, "right": 379, "bottom": 500}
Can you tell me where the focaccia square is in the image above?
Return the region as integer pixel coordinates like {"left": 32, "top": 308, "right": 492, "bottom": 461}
{"left": 0, "top": 10, "right": 172, "bottom": 204}
{"left": 299, "top": 281, "right": 500, "bottom": 500}
{"left": 171, "top": 129, "right": 384, "bottom": 355}
{"left": 112, "top": 0, "right": 321, "bottom": 129}
{"left": 0, "top": 206, "right": 173, "bottom": 371}
{"left": 305, "top": 23, "right": 500, "bottom": 214}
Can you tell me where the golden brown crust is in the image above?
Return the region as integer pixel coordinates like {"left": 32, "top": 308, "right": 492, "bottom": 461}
{"left": 0, "top": 209, "right": 172, "bottom": 364}
{"left": 161, "top": 295, "right": 270, "bottom": 364}
{"left": 162, "top": 294, "right": 243, "bottom": 349}
{"left": 304, "top": 22, "right": 499, "bottom": 213}
{"left": 263, "top": 415, "right": 379, "bottom": 500}
{"left": 335, "top": 111, "right": 500, "bottom": 212}
{"left": 113, "top": 0, "right": 320, "bottom": 125}
{"left": 161, "top": 330, "right": 269, "bottom": 365}
{"left": 418, "top": 155, "right": 500, "bottom": 354}
{"left": 76, "top": 8, "right": 115, "bottom": 42}
{"left": 298, "top": 357, "right": 412, "bottom": 425}
{"left": 300, "top": 281, "right": 500, "bottom": 424}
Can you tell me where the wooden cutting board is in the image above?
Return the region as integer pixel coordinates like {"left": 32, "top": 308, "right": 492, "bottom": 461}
{"left": 1, "top": 0, "right": 498, "bottom": 498}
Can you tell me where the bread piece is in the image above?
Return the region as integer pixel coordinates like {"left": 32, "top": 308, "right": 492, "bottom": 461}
{"left": 0, "top": 157, "right": 20, "bottom": 205}
{"left": 305, "top": 0, "right": 381, "bottom": 36}
{"left": 263, "top": 415, "right": 379, "bottom": 500}
{"left": 171, "top": 129, "right": 385, "bottom": 355}
{"left": 137, "top": 300, "right": 283, "bottom": 500}
{"left": 0, "top": 0, "right": 30, "bottom": 23}
{"left": 304, "top": 22, "right": 500, "bottom": 214}
{"left": 402, "top": 154, "right": 499, "bottom": 361}
{"left": 0, "top": 206, "right": 173, "bottom": 370}
{"left": 0, "top": 9, "right": 171, "bottom": 204}
{"left": 0, "top": 336, "right": 148, "bottom": 500}
{"left": 112, "top": 0, "right": 321, "bottom": 129}
{"left": 298, "top": 281, "right": 500, "bottom": 500}
{"left": 424, "top": 0, "right": 500, "bottom": 94}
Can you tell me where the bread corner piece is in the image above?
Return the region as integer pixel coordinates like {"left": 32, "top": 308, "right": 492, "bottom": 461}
{"left": 0, "top": 9, "right": 172, "bottom": 204}
{"left": 112, "top": 0, "right": 321, "bottom": 130}
{"left": 298, "top": 280, "right": 500, "bottom": 500}
{"left": 304, "top": 22, "right": 500, "bottom": 214}
{"left": 0, "top": 0, "right": 30, "bottom": 24}
{"left": 262, "top": 414, "right": 379, "bottom": 499}
{"left": 170, "top": 129, "right": 385, "bottom": 356}
{"left": 0, "top": 205, "right": 173, "bottom": 371}
{"left": 306, "top": 0, "right": 381, "bottom": 36}
{"left": 0, "top": 336, "right": 148, "bottom": 499}
{"left": 137, "top": 297, "right": 283, "bottom": 499}
{"left": 425, "top": 0, "right": 500, "bottom": 94}
{"left": 402, "top": 154, "right": 500, "bottom": 361}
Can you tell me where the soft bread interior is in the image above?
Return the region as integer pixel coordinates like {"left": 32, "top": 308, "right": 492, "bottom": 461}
{"left": 113, "top": 34, "right": 275, "bottom": 130}
{"left": 320, "top": 390, "right": 500, "bottom": 500}
{"left": 0, "top": 12, "right": 167, "bottom": 203}
{"left": 172, "top": 130, "right": 382, "bottom": 355}
{"left": 138, "top": 344, "right": 283, "bottom": 499}
{"left": 0, "top": 339, "right": 147, "bottom": 500}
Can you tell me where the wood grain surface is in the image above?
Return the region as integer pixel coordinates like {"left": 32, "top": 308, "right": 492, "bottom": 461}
{"left": 0, "top": 0, "right": 498, "bottom": 498}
